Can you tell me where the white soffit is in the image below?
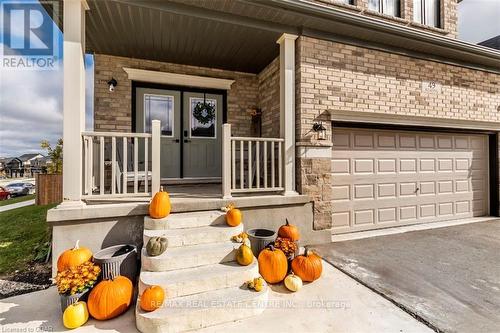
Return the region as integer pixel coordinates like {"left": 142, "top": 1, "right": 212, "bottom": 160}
{"left": 123, "top": 67, "right": 235, "bottom": 90}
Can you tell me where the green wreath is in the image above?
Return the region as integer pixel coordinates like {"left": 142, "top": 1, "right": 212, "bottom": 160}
{"left": 193, "top": 101, "right": 216, "bottom": 125}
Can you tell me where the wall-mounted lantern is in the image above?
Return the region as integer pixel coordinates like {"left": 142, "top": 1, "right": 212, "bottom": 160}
{"left": 312, "top": 121, "right": 327, "bottom": 140}
{"left": 107, "top": 78, "right": 117, "bottom": 92}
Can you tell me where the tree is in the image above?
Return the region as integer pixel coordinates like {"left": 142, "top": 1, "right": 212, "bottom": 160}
{"left": 41, "top": 139, "right": 63, "bottom": 174}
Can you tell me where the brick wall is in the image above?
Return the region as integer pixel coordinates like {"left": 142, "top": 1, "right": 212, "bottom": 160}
{"left": 311, "top": 0, "right": 457, "bottom": 38}
{"left": 94, "top": 54, "right": 259, "bottom": 137}
{"left": 296, "top": 35, "right": 500, "bottom": 230}
{"left": 258, "top": 57, "right": 280, "bottom": 138}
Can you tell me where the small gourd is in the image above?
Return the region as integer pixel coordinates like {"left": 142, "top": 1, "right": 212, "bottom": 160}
{"left": 63, "top": 301, "right": 89, "bottom": 329}
{"left": 284, "top": 273, "right": 303, "bottom": 292}
{"left": 140, "top": 285, "right": 165, "bottom": 312}
{"left": 146, "top": 236, "right": 168, "bottom": 257}
{"left": 224, "top": 203, "right": 242, "bottom": 227}
{"left": 149, "top": 187, "right": 171, "bottom": 219}
{"left": 278, "top": 219, "right": 300, "bottom": 241}
{"left": 236, "top": 239, "right": 253, "bottom": 266}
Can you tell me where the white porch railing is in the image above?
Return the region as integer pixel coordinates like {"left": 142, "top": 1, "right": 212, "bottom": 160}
{"left": 81, "top": 120, "right": 161, "bottom": 199}
{"left": 222, "top": 124, "right": 284, "bottom": 198}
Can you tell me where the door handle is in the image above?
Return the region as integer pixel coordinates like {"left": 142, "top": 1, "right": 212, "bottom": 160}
{"left": 172, "top": 139, "right": 180, "bottom": 143}
{"left": 184, "top": 139, "right": 191, "bottom": 143}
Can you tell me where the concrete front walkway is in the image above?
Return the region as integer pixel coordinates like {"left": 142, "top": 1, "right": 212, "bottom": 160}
{"left": 0, "top": 262, "right": 431, "bottom": 333}
{"left": 314, "top": 219, "right": 500, "bottom": 333}
{"left": 0, "top": 199, "right": 35, "bottom": 213}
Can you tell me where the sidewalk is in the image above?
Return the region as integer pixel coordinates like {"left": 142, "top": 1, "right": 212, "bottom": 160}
{"left": 0, "top": 262, "right": 431, "bottom": 333}
{"left": 0, "top": 199, "right": 35, "bottom": 213}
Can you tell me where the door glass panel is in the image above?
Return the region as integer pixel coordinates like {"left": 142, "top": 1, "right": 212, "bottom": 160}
{"left": 144, "top": 94, "right": 174, "bottom": 136}
{"left": 190, "top": 97, "right": 216, "bottom": 138}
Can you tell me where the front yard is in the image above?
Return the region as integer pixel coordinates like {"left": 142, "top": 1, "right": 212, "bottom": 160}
{"left": 0, "top": 203, "right": 54, "bottom": 298}
{"left": 0, "top": 194, "right": 35, "bottom": 207}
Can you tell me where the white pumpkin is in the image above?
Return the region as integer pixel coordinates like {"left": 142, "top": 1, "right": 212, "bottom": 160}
{"left": 284, "top": 273, "right": 303, "bottom": 292}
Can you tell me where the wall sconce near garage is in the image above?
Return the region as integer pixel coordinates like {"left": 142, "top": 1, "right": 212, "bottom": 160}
{"left": 107, "top": 78, "right": 117, "bottom": 92}
{"left": 312, "top": 121, "right": 327, "bottom": 140}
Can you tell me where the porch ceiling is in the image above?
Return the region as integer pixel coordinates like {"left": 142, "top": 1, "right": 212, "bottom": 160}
{"left": 85, "top": 0, "right": 282, "bottom": 73}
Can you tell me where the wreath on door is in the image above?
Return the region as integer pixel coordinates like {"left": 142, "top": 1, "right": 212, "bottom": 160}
{"left": 193, "top": 94, "right": 216, "bottom": 125}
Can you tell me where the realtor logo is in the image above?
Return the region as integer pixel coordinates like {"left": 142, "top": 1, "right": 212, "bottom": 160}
{"left": 1, "top": 0, "right": 60, "bottom": 70}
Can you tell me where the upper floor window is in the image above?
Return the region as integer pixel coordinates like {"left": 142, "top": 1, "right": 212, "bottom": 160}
{"left": 413, "top": 0, "right": 440, "bottom": 28}
{"left": 368, "top": 0, "right": 400, "bottom": 17}
{"left": 337, "top": 0, "right": 354, "bottom": 4}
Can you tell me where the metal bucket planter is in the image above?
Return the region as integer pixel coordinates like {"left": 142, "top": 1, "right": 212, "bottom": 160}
{"left": 247, "top": 228, "right": 276, "bottom": 257}
{"left": 93, "top": 244, "right": 138, "bottom": 282}
{"left": 60, "top": 288, "right": 89, "bottom": 313}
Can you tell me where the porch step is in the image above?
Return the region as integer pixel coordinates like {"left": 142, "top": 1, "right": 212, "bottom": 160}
{"left": 144, "top": 211, "right": 226, "bottom": 230}
{"left": 143, "top": 224, "right": 243, "bottom": 247}
{"left": 141, "top": 241, "right": 237, "bottom": 272}
{"left": 139, "top": 260, "right": 259, "bottom": 298}
{"left": 136, "top": 283, "right": 269, "bottom": 333}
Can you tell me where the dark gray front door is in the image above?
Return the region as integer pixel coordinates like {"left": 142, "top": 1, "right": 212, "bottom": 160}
{"left": 136, "top": 87, "right": 222, "bottom": 180}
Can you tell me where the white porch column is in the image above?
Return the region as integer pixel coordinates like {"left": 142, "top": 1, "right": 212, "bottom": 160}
{"left": 62, "top": 0, "right": 88, "bottom": 205}
{"left": 277, "top": 33, "right": 298, "bottom": 196}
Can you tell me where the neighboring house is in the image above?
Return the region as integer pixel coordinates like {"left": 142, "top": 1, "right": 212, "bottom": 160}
{"left": 18, "top": 153, "right": 44, "bottom": 177}
{"left": 479, "top": 35, "right": 500, "bottom": 50}
{"left": 3, "top": 157, "right": 23, "bottom": 178}
{"left": 47, "top": 1, "right": 500, "bottom": 330}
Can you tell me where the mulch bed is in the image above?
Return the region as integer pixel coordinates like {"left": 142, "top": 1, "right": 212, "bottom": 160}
{"left": 0, "top": 262, "right": 52, "bottom": 299}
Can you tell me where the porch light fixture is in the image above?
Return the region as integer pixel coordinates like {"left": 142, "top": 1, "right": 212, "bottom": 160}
{"left": 107, "top": 78, "right": 117, "bottom": 92}
{"left": 312, "top": 121, "right": 327, "bottom": 140}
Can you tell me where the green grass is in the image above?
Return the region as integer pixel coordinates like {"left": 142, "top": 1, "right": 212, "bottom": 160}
{"left": 0, "top": 203, "right": 55, "bottom": 275}
{"left": 0, "top": 194, "right": 36, "bottom": 207}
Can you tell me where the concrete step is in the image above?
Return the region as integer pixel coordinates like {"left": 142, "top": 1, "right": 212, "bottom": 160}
{"left": 143, "top": 224, "right": 243, "bottom": 248}
{"left": 139, "top": 260, "right": 259, "bottom": 298}
{"left": 141, "top": 241, "right": 238, "bottom": 272}
{"left": 136, "top": 283, "right": 269, "bottom": 333}
{"left": 144, "top": 211, "right": 226, "bottom": 230}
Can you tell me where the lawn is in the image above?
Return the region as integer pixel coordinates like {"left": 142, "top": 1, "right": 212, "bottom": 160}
{"left": 0, "top": 194, "right": 36, "bottom": 207}
{"left": 0, "top": 203, "right": 55, "bottom": 275}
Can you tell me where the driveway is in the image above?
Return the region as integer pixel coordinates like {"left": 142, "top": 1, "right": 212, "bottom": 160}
{"left": 313, "top": 219, "right": 500, "bottom": 333}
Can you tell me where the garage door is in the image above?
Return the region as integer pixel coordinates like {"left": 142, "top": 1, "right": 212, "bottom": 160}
{"left": 331, "top": 128, "right": 489, "bottom": 233}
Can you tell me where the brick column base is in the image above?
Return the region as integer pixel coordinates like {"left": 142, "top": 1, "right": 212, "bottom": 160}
{"left": 296, "top": 143, "right": 333, "bottom": 230}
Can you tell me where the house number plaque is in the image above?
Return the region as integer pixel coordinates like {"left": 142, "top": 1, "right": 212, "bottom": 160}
{"left": 421, "top": 80, "right": 441, "bottom": 93}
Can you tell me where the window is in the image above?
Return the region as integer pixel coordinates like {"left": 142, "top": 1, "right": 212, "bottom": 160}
{"left": 368, "top": 0, "right": 400, "bottom": 17}
{"left": 144, "top": 94, "right": 174, "bottom": 136}
{"left": 190, "top": 97, "right": 217, "bottom": 138}
{"left": 337, "top": 0, "right": 354, "bottom": 4}
{"left": 414, "top": 0, "right": 440, "bottom": 28}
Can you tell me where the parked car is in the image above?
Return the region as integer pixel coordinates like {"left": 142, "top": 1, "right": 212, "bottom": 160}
{"left": 0, "top": 187, "right": 11, "bottom": 200}
{"left": 5, "top": 183, "right": 31, "bottom": 196}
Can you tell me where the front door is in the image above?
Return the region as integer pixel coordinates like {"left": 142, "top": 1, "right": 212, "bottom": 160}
{"left": 135, "top": 87, "right": 223, "bottom": 180}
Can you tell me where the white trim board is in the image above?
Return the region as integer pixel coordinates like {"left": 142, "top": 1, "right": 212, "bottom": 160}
{"left": 123, "top": 68, "right": 235, "bottom": 90}
{"left": 331, "top": 110, "right": 500, "bottom": 132}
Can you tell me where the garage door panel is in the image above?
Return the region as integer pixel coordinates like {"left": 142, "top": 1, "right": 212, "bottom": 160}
{"left": 331, "top": 128, "right": 489, "bottom": 234}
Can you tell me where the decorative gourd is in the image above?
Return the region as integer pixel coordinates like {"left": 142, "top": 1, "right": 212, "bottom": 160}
{"left": 291, "top": 248, "right": 323, "bottom": 282}
{"left": 146, "top": 236, "right": 168, "bottom": 257}
{"left": 257, "top": 245, "right": 288, "bottom": 284}
{"left": 284, "top": 273, "right": 303, "bottom": 292}
{"left": 88, "top": 276, "right": 133, "bottom": 320}
{"left": 236, "top": 240, "right": 253, "bottom": 266}
{"left": 57, "top": 240, "right": 93, "bottom": 272}
{"left": 247, "top": 277, "right": 265, "bottom": 292}
{"left": 140, "top": 285, "right": 165, "bottom": 312}
{"left": 149, "top": 187, "right": 171, "bottom": 219}
{"left": 225, "top": 204, "right": 242, "bottom": 227}
{"left": 63, "top": 301, "right": 89, "bottom": 329}
{"left": 278, "top": 219, "right": 300, "bottom": 241}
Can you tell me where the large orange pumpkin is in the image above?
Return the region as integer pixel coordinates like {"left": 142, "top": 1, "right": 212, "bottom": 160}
{"left": 88, "top": 276, "right": 133, "bottom": 320}
{"left": 225, "top": 204, "right": 242, "bottom": 227}
{"left": 57, "top": 240, "right": 93, "bottom": 272}
{"left": 291, "top": 248, "right": 323, "bottom": 282}
{"left": 149, "top": 187, "right": 171, "bottom": 219}
{"left": 257, "top": 245, "right": 288, "bottom": 284}
{"left": 278, "top": 219, "right": 300, "bottom": 241}
{"left": 140, "top": 285, "right": 165, "bottom": 312}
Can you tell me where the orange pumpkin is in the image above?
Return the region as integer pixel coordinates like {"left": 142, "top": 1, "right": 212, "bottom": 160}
{"left": 149, "top": 187, "right": 171, "bottom": 219}
{"left": 257, "top": 245, "right": 288, "bottom": 284}
{"left": 88, "top": 276, "right": 133, "bottom": 320}
{"left": 291, "top": 248, "right": 323, "bottom": 282}
{"left": 225, "top": 204, "right": 242, "bottom": 227}
{"left": 140, "top": 285, "right": 165, "bottom": 312}
{"left": 57, "top": 240, "right": 93, "bottom": 272}
{"left": 278, "top": 219, "right": 300, "bottom": 241}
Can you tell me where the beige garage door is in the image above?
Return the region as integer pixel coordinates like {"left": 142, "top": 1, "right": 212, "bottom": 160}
{"left": 331, "top": 128, "right": 489, "bottom": 234}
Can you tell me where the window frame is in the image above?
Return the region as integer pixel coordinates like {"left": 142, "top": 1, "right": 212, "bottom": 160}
{"left": 413, "top": 0, "right": 441, "bottom": 28}
{"left": 143, "top": 93, "right": 175, "bottom": 138}
{"left": 368, "top": 0, "right": 401, "bottom": 18}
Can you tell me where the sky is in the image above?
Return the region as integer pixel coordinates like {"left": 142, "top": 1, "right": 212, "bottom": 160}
{"left": 0, "top": 0, "right": 499, "bottom": 157}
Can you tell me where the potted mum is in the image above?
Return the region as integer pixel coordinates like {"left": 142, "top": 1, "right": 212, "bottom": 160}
{"left": 55, "top": 261, "right": 101, "bottom": 312}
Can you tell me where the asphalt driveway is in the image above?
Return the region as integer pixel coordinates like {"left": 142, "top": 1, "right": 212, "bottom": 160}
{"left": 313, "top": 219, "right": 500, "bottom": 333}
